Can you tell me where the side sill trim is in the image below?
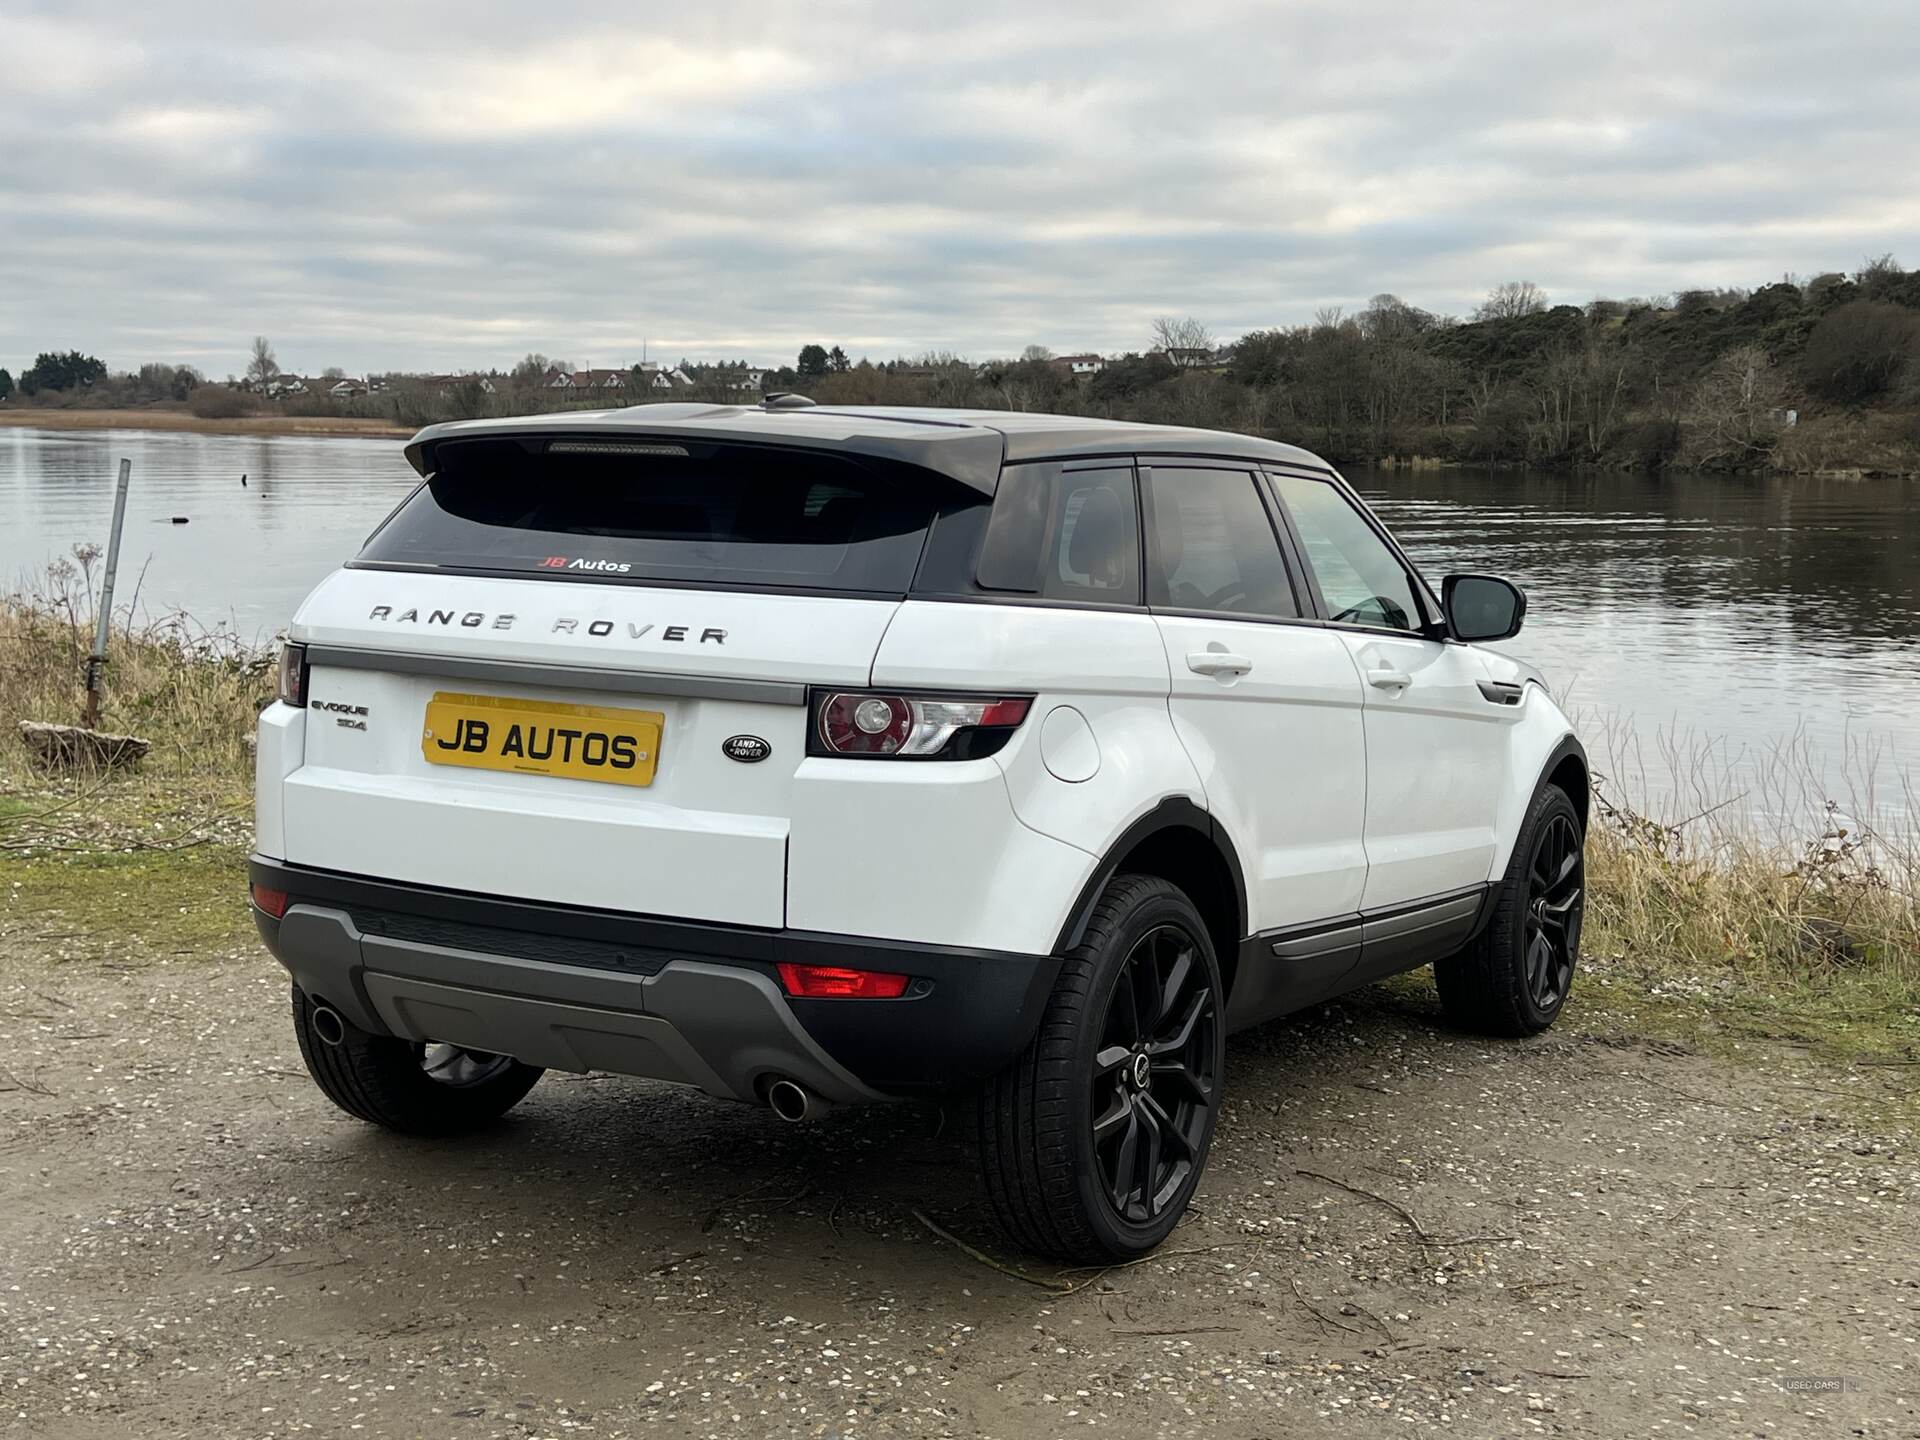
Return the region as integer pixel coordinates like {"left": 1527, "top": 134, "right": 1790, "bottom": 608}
{"left": 303, "top": 645, "right": 809, "bottom": 707}
{"left": 1360, "top": 889, "right": 1482, "bottom": 945}
{"left": 1231, "top": 882, "right": 1493, "bottom": 1029}
{"left": 1269, "top": 921, "right": 1362, "bottom": 961}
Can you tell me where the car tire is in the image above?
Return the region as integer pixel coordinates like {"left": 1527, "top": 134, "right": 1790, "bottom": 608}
{"left": 1434, "top": 784, "right": 1586, "bottom": 1037}
{"left": 978, "top": 874, "right": 1226, "bottom": 1265}
{"left": 291, "top": 985, "right": 544, "bottom": 1135}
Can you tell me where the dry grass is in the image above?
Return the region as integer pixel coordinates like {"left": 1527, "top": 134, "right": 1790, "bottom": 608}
{"left": 1, "top": 557, "right": 272, "bottom": 802}
{"left": 1575, "top": 716, "right": 1919, "bottom": 1058}
{"left": 0, "top": 405, "right": 410, "bottom": 439}
{"left": 1585, "top": 794, "right": 1919, "bottom": 986}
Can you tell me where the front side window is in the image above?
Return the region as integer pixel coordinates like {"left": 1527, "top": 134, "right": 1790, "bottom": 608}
{"left": 976, "top": 463, "right": 1139, "bottom": 604}
{"left": 1144, "top": 467, "right": 1299, "bottom": 619}
{"left": 1270, "top": 473, "right": 1423, "bottom": 632}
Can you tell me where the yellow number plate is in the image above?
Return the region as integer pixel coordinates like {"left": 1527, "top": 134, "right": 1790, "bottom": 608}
{"left": 421, "top": 691, "right": 663, "bottom": 787}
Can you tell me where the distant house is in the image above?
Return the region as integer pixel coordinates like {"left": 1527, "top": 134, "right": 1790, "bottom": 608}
{"left": 567, "top": 369, "right": 627, "bottom": 391}
{"left": 726, "top": 368, "right": 767, "bottom": 393}
{"left": 329, "top": 378, "right": 369, "bottom": 399}
{"left": 1052, "top": 353, "right": 1106, "bottom": 377}
{"left": 1162, "top": 347, "right": 1217, "bottom": 370}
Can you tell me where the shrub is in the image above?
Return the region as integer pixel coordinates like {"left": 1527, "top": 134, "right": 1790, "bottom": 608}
{"left": 187, "top": 386, "right": 257, "bottom": 419}
{"left": 1802, "top": 301, "right": 1920, "bottom": 404}
{"left": 1622, "top": 417, "right": 1683, "bottom": 470}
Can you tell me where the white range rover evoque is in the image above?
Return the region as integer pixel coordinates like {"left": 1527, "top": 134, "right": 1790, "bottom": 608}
{"left": 251, "top": 400, "right": 1587, "bottom": 1262}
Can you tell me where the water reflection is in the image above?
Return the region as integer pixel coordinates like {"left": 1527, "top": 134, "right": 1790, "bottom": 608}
{"left": 1351, "top": 465, "right": 1920, "bottom": 824}
{"left": 0, "top": 426, "right": 417, "bottom": 638}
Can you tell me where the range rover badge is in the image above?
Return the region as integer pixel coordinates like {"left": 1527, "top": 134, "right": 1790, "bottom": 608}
{"left": 722, "top": 735, "right": 771, "bottom": 763}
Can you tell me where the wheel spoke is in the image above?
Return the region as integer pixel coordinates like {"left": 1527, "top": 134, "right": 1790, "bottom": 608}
{"left": 1139, "top": 1093, "right": 1193, "bottom": 1161}
{"left": 1111, "top": 969, "right": 1142, "bottom": 1045}
{"left": 1527, "top": 930, "right": 1553, "bottom": 998}
{"left": 1157, "top": 945, "right": 1193, "bottom": 1026}
{"left": 1135, "top": 1103, "right": 1164, "bottom": 1214}
{"left": 1548, "top": 847, "right": 1580, "bottom": 897}
{"left": 1093, "top": 1088, "right": 1132, "bottom": 1142}
{"left": 1150, "top": 1057, "right": 1211, "bottom": 1105}
{"left": 1095, "top": 1044, "right": 1132, "bottom": 1076}
{"left": 1538, "top": 887, "right": 1582, "bottom": 937}
{"left": 1108, "top": 1111, "right": 1140, "bottom": 1210}
{"left": 1132, "top": 948, "right": 1161, "bottom": 1039}
{"left": 1148, "top": 990, "right": 1210, "bottom": 1057}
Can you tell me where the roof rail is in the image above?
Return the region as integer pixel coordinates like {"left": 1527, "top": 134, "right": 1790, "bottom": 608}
{"left": 761, "top": 392, "right": 817, "bottom": 411}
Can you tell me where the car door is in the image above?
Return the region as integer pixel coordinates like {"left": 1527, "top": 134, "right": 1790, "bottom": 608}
{"left": 1266, "top": 469, "right": 1514, "bottom": 913}
{"left": 1143, "top": 463, "right": 1372, "bottom": 1016}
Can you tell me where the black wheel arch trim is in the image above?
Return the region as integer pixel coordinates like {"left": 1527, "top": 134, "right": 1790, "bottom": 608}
{"left": 1531, "top": 732, "right": 1591, "bottom": 832}
{"left": 1053, "top": 796, "right": 1249, "bottom": 957}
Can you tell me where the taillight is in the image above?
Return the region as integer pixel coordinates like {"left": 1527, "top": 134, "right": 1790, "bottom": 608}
{"left": 775, "top": 962, "right": 912, "bottom": 999}
{"left": 277, "top": 641, "right": 309, "bottom": 708}
{"left": 250, "top": 883, "right": 290, "bottom": 918}
{"left": 809, "top": 690, "right": 1032, "bottom": 760}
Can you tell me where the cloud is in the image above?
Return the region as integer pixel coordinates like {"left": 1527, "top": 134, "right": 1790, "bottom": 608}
{"left": 2, "top": 0, "right": 1915, "bottom": 374}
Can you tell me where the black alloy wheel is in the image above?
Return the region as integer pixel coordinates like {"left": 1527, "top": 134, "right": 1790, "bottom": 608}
{"left": 978, "top": 873, "right": 1227, "bottom": 1263}
{"left": 1091, "top": 924, "right": 1219, "bottom": 1225}
{"left": 1434, "top": 783, "right": 1586, "bottom": 1036}
{"left": 1524, "top": 811, "right": 1584, "bottom": 1011}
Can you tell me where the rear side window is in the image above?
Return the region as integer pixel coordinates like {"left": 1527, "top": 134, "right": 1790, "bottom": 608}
{"left": 975, "top": 463, "right": 1139, "bottom": 604}
{"left": 355, "top": 439, "right": 938, "bottom": 595}
{"left": 1144, "top": 467, "right": 1299, "bottom": 619}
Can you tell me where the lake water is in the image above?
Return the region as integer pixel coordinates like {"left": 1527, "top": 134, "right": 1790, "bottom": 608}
{"left": 5, "top": 424, "right": 1918, "bottom": 830}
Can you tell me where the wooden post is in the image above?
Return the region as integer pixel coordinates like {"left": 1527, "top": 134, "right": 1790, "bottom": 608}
{"left": 83, "top": 458, "right": 132, "bottom": 731}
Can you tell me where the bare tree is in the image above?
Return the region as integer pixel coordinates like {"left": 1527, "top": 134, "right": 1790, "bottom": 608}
{"left": 1689, "top": 344, "right": 1787, "bottom": 463}
{"left": 1475, "top": 282, "right": 1548, "bottom": 321}
{"left": 1854, "top": 253, "right": 1903, "bottom": 299}
{"left": 1020, "top": 344, "right": 1055, "bottom": 363}
{"left": 246, "top": 336, "right": 279, "bottom": 388}
{"left": 1150, "top": 316, "right": 1216, "bottom": 365}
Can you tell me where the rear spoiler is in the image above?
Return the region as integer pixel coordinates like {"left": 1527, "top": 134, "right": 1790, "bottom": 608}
{"left": 403, "top": 410, "right": 1008, "bottom": 494}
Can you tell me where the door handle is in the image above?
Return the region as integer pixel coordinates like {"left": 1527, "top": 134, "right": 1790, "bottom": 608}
{"left": 1187, "top": 651, "right": 1252, "bottom": 678}
{"left": 1367, "top": 666, "right": 1412, "bottom": 690}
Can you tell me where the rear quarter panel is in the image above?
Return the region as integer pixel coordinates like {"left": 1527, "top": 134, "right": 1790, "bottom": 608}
{"left": 846, "top": 599, "right": 1201, "bottom": 951}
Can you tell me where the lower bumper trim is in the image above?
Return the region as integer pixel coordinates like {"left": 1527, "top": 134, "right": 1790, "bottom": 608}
{"left": 269, "top": 905, "right": 886, "bottom": 1104}
{"left": 250, "top": 856, "right": 1061, "bottom": 1100}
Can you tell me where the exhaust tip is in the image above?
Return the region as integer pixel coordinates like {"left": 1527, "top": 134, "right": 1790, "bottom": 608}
{"left": 310, "top": 1003, "right": 348, "bottom": 1047}
{"left": 766, "top": 1078, "right": 812, "bottom": 1123}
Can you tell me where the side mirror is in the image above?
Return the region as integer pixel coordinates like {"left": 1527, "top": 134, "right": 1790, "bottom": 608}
{"left": 1443, "top": 574, "right": 1526, "bottom": 643}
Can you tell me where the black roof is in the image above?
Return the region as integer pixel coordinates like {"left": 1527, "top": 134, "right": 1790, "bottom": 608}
{"left": 404, "top": 404, "right": 1334, "bottom": 493}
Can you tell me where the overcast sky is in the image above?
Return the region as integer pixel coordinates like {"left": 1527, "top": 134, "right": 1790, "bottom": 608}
{"left": 4, "top": 1, "right": 1916, "bottom": 376}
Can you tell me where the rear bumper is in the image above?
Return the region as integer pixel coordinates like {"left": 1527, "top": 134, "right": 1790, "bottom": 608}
{"left": 249, "top": 856, "right": 1059, "bottom": 1103}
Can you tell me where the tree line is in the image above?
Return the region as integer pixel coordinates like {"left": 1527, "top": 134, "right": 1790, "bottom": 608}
{"left": 9, "top": 257, "right": 1919, "bottom": 471}
{"left": 780, "top": 258, "right": 1920, "bottom": 471}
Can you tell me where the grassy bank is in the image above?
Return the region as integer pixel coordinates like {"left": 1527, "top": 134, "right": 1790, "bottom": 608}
{"left": 0, "top": 404, "right": 411, "bottom": 439}
{"left": 3, "top": 593, "right": 1916, "bottom": 1067}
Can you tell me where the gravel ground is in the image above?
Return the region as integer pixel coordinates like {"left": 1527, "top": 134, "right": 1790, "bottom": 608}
{"left": 2, "top": 942, "right": 1915, "bottom": 1439}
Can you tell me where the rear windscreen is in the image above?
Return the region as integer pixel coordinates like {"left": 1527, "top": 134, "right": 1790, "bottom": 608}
{"left": 355, "top": 438, "right": 942, "bottom": 595}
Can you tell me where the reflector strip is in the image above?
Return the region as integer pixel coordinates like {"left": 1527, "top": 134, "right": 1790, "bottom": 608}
{"left": 775, "top": 962, "right": 912, "bottom": 999}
